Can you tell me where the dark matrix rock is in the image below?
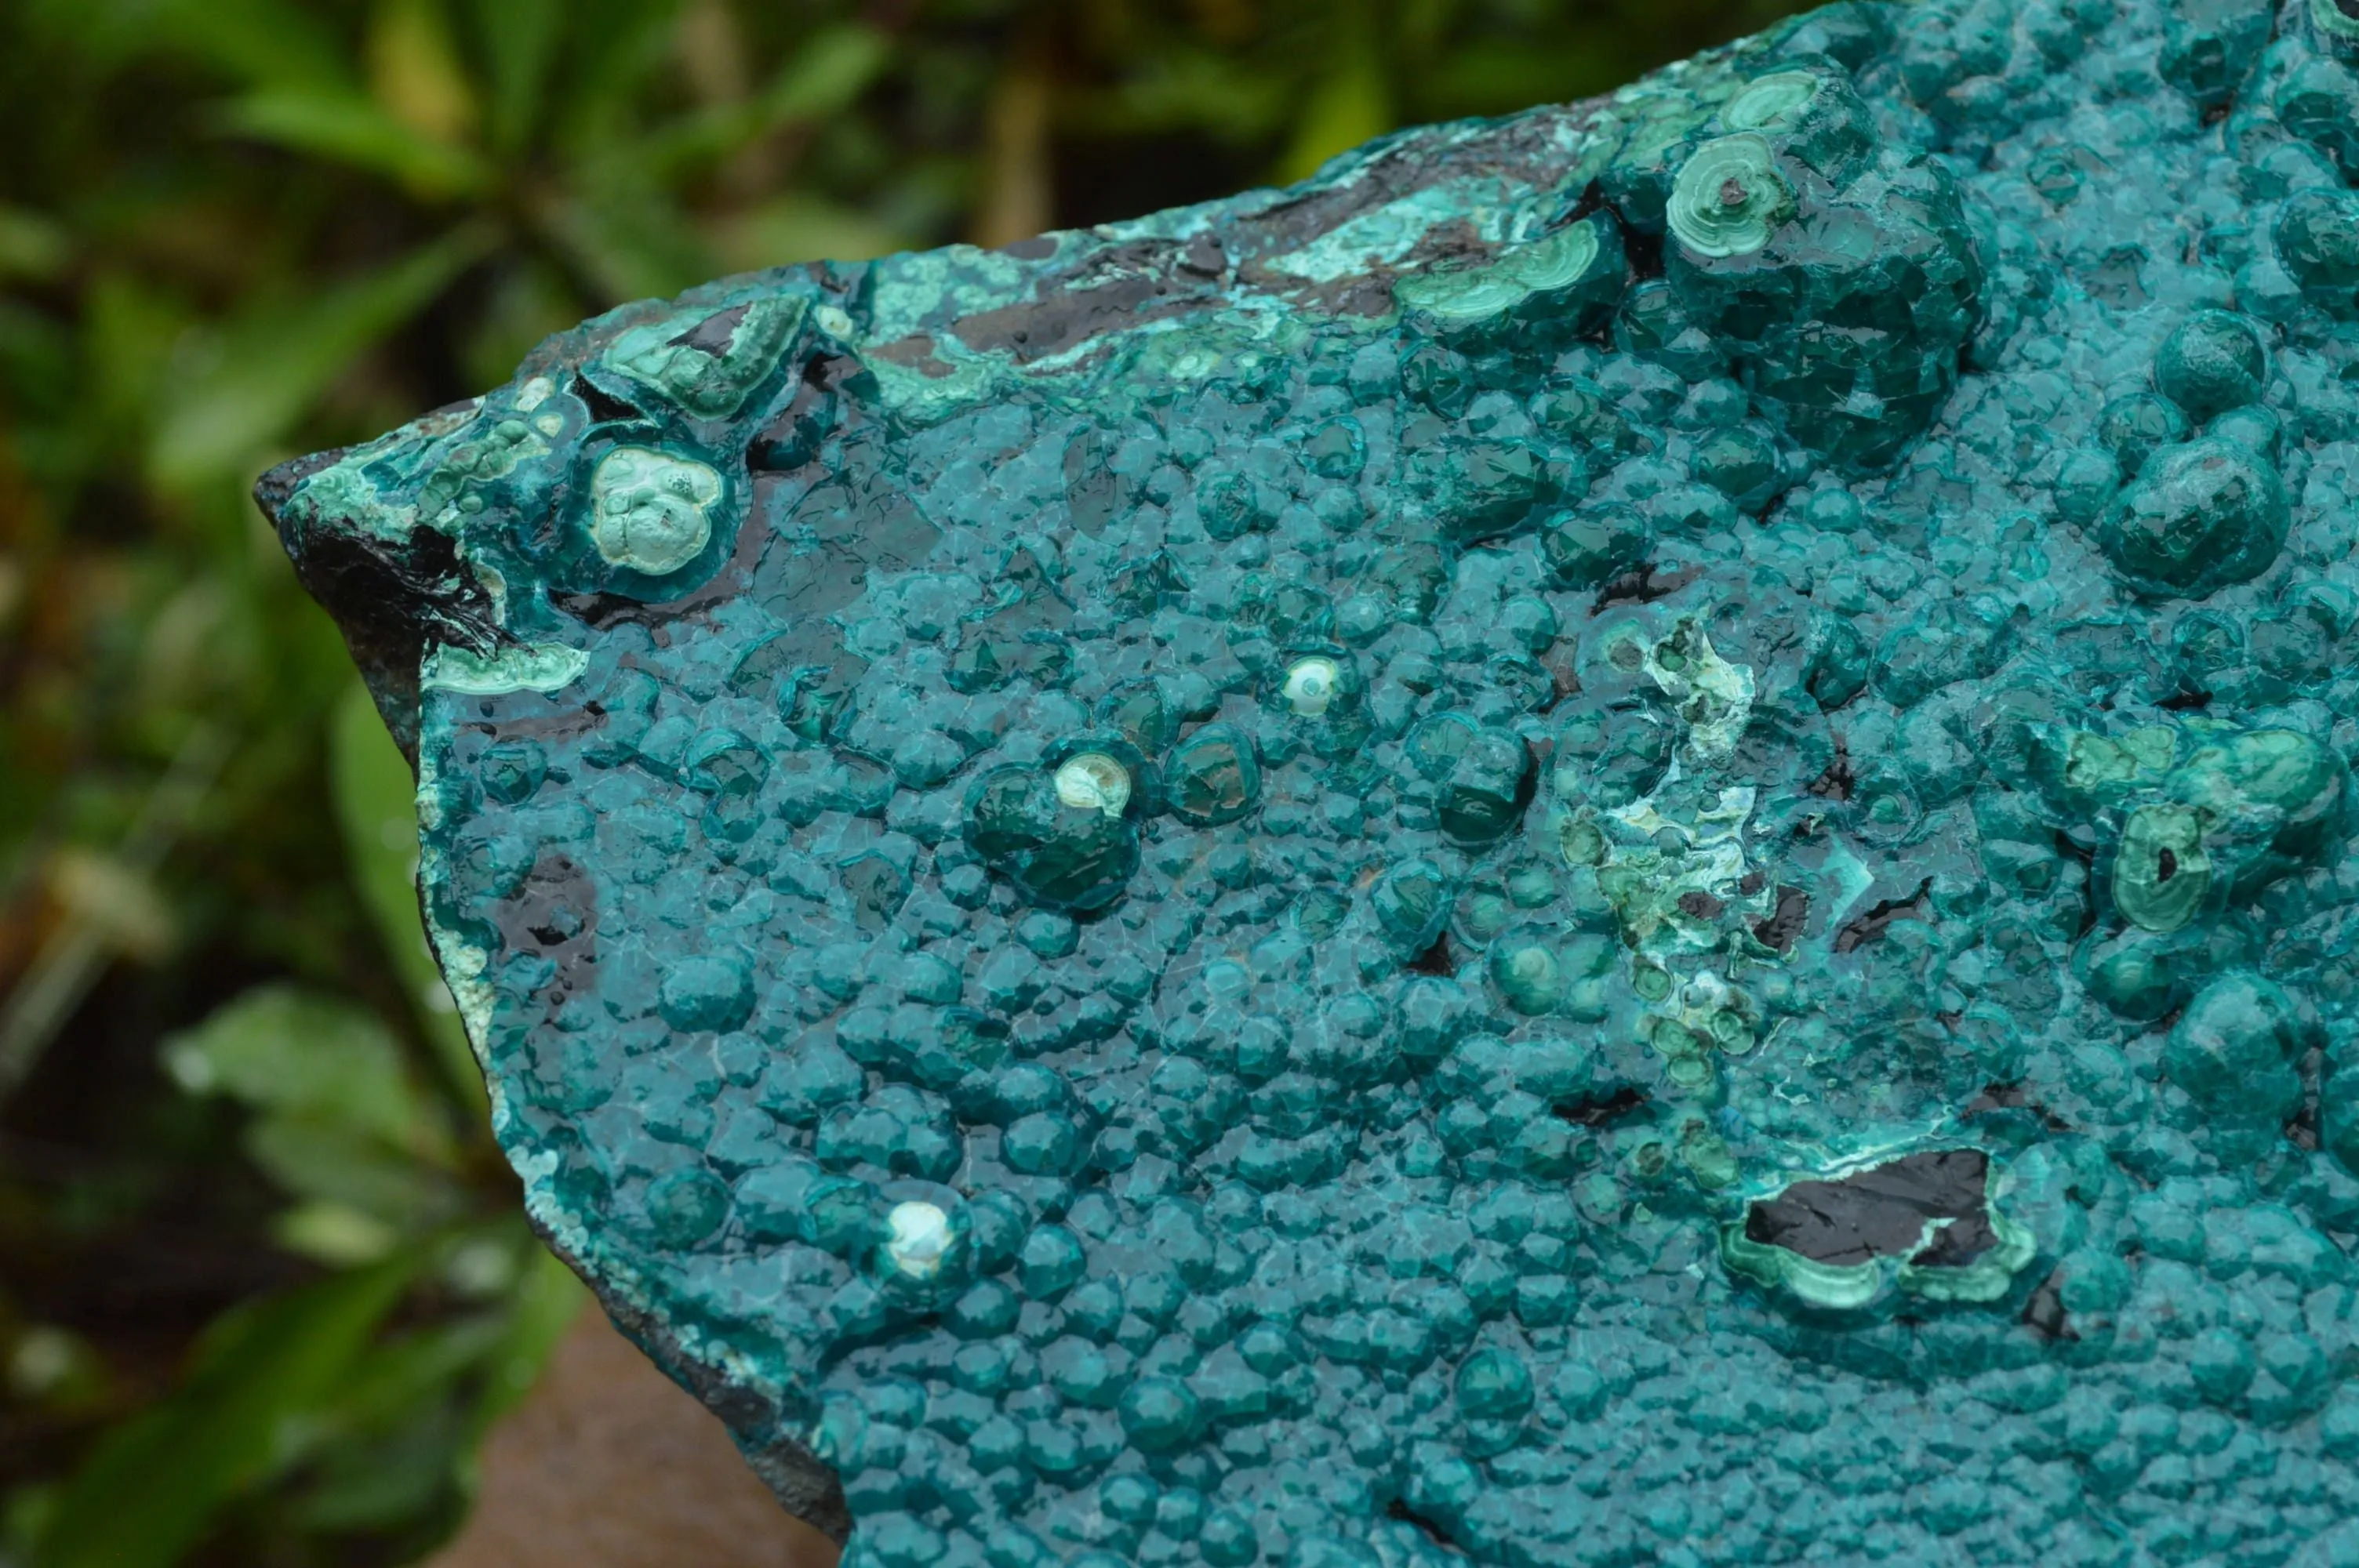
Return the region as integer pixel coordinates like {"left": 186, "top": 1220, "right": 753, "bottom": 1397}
{"left": 264, "top": 1, "right": 2359, "bottom": 1562}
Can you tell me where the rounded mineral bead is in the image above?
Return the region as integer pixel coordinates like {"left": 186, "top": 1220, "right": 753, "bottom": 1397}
{"left": 1281, "top": 655, "right": 1343, "bottom": 717}
{"left": 2098, "top": 392, "right": 2191, "bottom": 481}
{"left": 477, "top": 739, "right": 548, "bottom": 804}
{"left": 1488, "top": 927, "right": 1565, "bottom": 1015}
{"left": 2095, "top": 437, "right": 2288, "bottom": 597}
{"left": 1455, "top": 1346, "right": 1536, "bottom": 1419}
{"left": 2274, "top": 187, "right": 2359, "bottom": 304}
{"left": 1165, "top": 724, "right": 1260, "bottom": 824}
{"left": 2161, "top": 971, "right": 2303, "bottom": 1122}
{"left": 1052, "top": 751, "right": 1132, "bottom": 817}
{"left": 2154, "top": 310, "right": 2267, "bottom": 421}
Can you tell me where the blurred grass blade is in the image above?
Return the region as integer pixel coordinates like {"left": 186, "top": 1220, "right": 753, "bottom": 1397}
{"left": 145, "top": 0, "right": 352, "bottom": 91}
{"left": 711, "top": 193, "right": 905, "bottom": 274}
{"left": 322, "top": 1311, "right": 511, "bottom": 1433}
{"left": 0, "top": 724, "right": 229, "bottom": 1103}
{"left": 149, "top": 225, "right": 492, "bottom": 488}
{"left": 972, "top": 46, "right": 1053, "bottom": 250}
{"left": 472, "top": 0, "right": 561, "bottom": 154}
{"left": 333, "top": 679, "right": 487, "bottom": 1117}
{"left": 216, "top": 87, "right": 494, "bottom": 198}
{"left": 627, "top": 24, "right": 892, "bottom": 179}
{"left": 33, "top": 1256, "right": 417, "bottom": 1568}
{"left": 541, "top": 187, "right": 716, "bottom": 307}
{"left": 467, "top": 1244, "right": 588, "bottom": 1439}
{"left": 368, "top": 0, "right": 480, "bottom": 146}
{"left": 246, "top": 1115, "right": 456, "bottom": 1232}
{"left": 1277, "top": 9, "right": 1394, "bottom": 183}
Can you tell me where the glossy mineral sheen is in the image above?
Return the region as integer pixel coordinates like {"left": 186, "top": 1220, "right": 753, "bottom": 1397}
{"left": 264, "top": 1, "right": 2359, "bottom": 1562}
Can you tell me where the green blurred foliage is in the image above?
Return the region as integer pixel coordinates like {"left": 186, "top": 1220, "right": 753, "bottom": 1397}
{"left": 0, "top": 0, "right": 1795, "bottom": 1561}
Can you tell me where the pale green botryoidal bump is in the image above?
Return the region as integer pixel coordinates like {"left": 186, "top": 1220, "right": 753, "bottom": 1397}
{"left": 1719, "top": 69, "right": 1819, "bottom": 132}
{"left": 589, "top": 447, "right": 722, "bottom": 575}
{"left": 1666, "top": 133, "right": 1793, "bottom": 260}
{"left": 2113, "top": 803, "right": 2212, "bottom": 932}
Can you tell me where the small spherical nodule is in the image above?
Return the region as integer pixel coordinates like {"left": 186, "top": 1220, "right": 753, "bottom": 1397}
{"left": 2154, "top": 310, "right": 2268, "bottom": 421}
{"left": 1165, "top": 724, "right": 1261, "bottom": 825}
{"left": 1488, "top": 928, "right": 1565, "bottom": 1016}
{"left": 1052, "top": 751, "right": 1132, "bottom": 817}
{"left": 1538, "top": 504, "right": 1649, "bottom": 588}
{"left": 1455, "top": 1345, "right": 1536, "bottom": 1420}
{"left": 642, "top": 1168, "right": 728, "bottom": 1247}
{"left": 477, "top": 738, "right": 548, "bottom": 804}
{"left": 2161, "top": 971, "right": 2303, "bottom": 1123}
{"left": 2094, "top": 437, "right": 2288, "bottom": 598}
{"left": 1118, "top": 1375, "right": 1201, "bottom": 1451}
{"left": 2276, "top": 57, "right": 2359, "bottom": 176}
{"left": 1282, "top": 655, "right": 1343, "bottom": 717}
{"left": 883, "top": 1199, "right": 953, "bottom": 1280}
{"left": 656, "top": 953, "right": 754, "bottom": 1033}
{"left": 2274, "top": 187, "right": 2359, "bottom": 302}
{"left": 2097, "top": 392, "right": 2190, "bottom": 481}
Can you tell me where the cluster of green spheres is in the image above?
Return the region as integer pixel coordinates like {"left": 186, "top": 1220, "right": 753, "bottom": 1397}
{"left": 264, "top": 0, "right": 2359, "bottom": 1562}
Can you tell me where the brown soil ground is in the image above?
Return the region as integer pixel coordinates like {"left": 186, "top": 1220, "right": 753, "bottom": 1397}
{"left": 431, "top": 1308, "right": 839, "bottom": 1568}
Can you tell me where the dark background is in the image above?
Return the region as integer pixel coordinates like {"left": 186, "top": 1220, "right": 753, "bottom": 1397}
{"left": 0, "top": 1, "right": 1803, "bottom": 1562}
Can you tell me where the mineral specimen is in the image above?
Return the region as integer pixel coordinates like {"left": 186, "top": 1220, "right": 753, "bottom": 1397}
{"left": 260, "top": 0, "right": 2359, "bottom": 1562}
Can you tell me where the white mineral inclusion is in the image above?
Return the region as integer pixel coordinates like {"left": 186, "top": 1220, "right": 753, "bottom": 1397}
{"left": 1283, "top": 655, "right": 1342, "bottom": 717}
{"left": 1054, "top": 752, "right": 1132, "bottom": 817}
{"left": 587, "top": 446, "right": 722, "bottom": 575}
{"left": 884, "top": 1200, "right": 953, "bottom": 1280}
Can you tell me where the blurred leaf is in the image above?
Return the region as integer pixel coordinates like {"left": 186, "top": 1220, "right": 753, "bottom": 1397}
{"left": 465, "top": 1243, "right": 587, "bottom": 1437}
{"left": 368, "top": 0, "right": 479, "bottom": 146}
{"left": 149, "top": 225, "right": 491, "bottom": 488}
{"left": 156, "top": 0, "right": 350, "bottom": 89}
{"left": 332, "top": 678, "right": 485, "bottom": 1116}
{"left": 0, "top": 207, "right": 70, "bottom": 283}
{"left": 471, "top": 0, "right": 562, "bottom": 154}
{"left": 39, "top": 0, "right": 351, "bottom": 88}
{"left": 324, "top": 1309, "right": 509, "bottom": 1433}
{"left": 247, "top": 1116, "right": 454, "bottom": 1232}
{"left": 288, "top": 1402, "right": 464, "bottom": 1532}
{"left": 627, "top": 24, "right": 892, "bottom": 179}
{"left": 47, "top": 848, "right": 175, "bottom": 961}
{"left": 1277, "top": 12, "right": 1393, "bottom": 182}
{"left": 711, "top": 192, "right": 905, "bottom": 273}
{"left": 972, "top": 49, "right": 1052, "bottom": 249}
{"left": 215, "top": 88, "right": 493, "bottom": 198}
{"left": 543, "top": 186, "right": 715, "bottom": 307}
{"left": 33, "top": 1256, "right": 416, "bottom": 1568}
{"left": 459, "top": 255, "right": 580, "bottom": 389}
{"left": 161, "top": 984, "right": 422, "bottom": 1145}
{"left": 540, "top": 0, "right": 691, "bottom": 160}
{"left": 5, "top": 1325, "right": 111, "bottom": 1412}
{"left": 271, "top": 1200, "right": 405, "bottom": 1266}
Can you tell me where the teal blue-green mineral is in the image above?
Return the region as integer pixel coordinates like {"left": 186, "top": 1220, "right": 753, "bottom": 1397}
{"left": 261, "top": 1, "right": 2359, "bottom": 1562}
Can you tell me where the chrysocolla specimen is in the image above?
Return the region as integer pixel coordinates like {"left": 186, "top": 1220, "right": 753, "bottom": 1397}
{"left": 262, "top": 1, "right": 2359, "bottom": 1563}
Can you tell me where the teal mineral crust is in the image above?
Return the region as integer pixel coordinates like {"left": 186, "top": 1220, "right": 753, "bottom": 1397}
{"left": 260, "top": 1, "right": 2359, "bottom": 1563}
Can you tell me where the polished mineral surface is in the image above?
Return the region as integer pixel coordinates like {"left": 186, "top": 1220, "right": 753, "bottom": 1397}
{"left": 264, "top": 0, "right": 2359, "bottom": 1562}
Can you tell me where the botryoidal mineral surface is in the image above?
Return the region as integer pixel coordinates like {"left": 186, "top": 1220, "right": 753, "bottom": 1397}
{"left": 261, "top": 0, "right": 2359, "bottom": 1562}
